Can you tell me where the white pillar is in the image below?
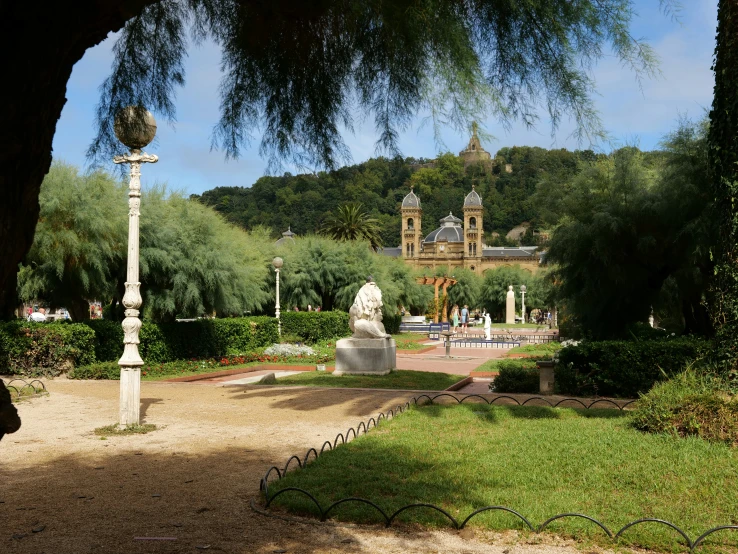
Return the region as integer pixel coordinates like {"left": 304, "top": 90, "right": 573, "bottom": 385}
{"left": 114, "top": 149, "right": 158, "bottom": 427}
{"left": 505, "top": 285, "right": 515, "bottom": 324}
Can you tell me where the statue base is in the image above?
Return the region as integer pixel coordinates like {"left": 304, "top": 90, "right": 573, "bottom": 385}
{"left": 333, "top": 337, "right": 396, "bottom": 376}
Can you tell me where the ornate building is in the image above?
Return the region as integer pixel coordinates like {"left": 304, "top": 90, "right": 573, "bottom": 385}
{"left": 383, "top": 186, "right": 542, "bottom": 274}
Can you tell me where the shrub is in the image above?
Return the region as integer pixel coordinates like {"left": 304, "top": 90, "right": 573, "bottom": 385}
{"left": 631, "top": 369, "right": 738, "bottom": 445}
{"left": 87, "top": 317, "right": 279, "bottom": 364}
{"left": 382, "top": 313, "right": 402, "bottom": 335}
{"left": 491, "top": 359, "right": 540, "bottom": 394}
{"left": 280, "top": 311, "right": 350, "bottom": 343}
{"left": 69, "top": 361, "right": 121, "bottom": 380}
{"left": 264, "top": 344, "right": 315, "bottom": 357}
{"left": 83, "top": 320, "right": 123, "bottom": 361}
{"left": 556, "top": 338, "right": 710, "bottom": 398}
{"left": 0, "top": 321, "right": 95, "bottom": 376}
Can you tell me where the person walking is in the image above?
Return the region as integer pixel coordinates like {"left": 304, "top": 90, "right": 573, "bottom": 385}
{"left": 451, "top": 304, "right": 460, "bottom": 334}
{"left": 461, "top": 305, "right": 469, "bottom": 331}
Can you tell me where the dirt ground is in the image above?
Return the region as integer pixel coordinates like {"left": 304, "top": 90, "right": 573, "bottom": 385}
{"left": 2, "top": 380, "right": 635, "bottom": 554}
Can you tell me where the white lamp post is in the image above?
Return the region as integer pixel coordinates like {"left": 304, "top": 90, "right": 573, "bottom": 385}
{"left": 520, "top": 284, "right": 527, "bottom": 323}
{"left": 113, "top": 106, "right": 158, "bottom": 427}
{"left": 272, "top": 257, "right": 283, "bottom": 335}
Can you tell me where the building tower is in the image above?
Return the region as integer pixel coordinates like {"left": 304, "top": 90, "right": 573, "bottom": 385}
{"left": 401, "top": 188, "right": 422, "bottom": 259}
{"left": 463, "top": 185, "right": 484, "bottom": 272}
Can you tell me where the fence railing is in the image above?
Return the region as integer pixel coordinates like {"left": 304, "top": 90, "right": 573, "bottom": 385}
{"left": 2, "top": 378, "right": 47, "bottom": 400}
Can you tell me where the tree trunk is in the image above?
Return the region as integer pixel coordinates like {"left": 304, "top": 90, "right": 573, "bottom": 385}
{"left": 68, "top": 299, "right": 92, "bottom": 323}
{"left": 0, "top": 1, "right": 158, "bottom": 319}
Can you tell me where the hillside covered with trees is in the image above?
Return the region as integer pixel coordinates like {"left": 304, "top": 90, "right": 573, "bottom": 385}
{"left": 195, "top": 145, "right": 666, "bottom": 247}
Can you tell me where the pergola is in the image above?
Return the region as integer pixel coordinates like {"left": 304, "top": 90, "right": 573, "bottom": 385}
{"left": 415, "top": 276, "right": 458, "bottom": 323}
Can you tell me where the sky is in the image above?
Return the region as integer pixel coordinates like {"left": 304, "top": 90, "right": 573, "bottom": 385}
{"left": 52, "top": 0, "right": 718, "bottom": 196}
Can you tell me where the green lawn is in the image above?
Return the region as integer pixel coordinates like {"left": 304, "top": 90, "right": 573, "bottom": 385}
{"left": 273, "top": 370, "right": 464, "bottom": 390}
{"left": 394, "top": 338, "right": 431, "bottom": 350}
{"left": 506, "top": 342, "right": 562, "bottom": 357}
{"left": 268, "top": 404, "right": 738, "bottom": 552}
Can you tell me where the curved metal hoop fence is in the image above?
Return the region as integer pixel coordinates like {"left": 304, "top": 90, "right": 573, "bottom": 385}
{"left": 2, "top": 378, "right": 48, "bottom": 400}
{"left": 258, "top": 392, "right": 737, "bottom": 551}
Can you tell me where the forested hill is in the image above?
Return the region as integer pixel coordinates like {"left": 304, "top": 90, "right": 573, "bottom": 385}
{"left": 194, "top": 146, "right": 660, "bottom": 247}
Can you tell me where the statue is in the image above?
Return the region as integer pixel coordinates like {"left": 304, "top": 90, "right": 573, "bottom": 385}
{"left": 348, "top": 276, "right": 391, "bottom": 339}
{"left": 334, "top": 276, "right": 396, "bottom": 375}
{"left": 483, "top": 310, "right": 492, "bottom": 340}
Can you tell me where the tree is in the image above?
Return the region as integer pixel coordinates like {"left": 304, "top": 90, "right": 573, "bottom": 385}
{"left": 479, "top": 266, "right": 537, "bottom": 321}
{"left": 1, "top": 0, "right": 667, "bottom": 318}
{"left": 275, "top": 235, "right": 427, "bottom": 313}
{"left": 321, "top": 203, "right": 384, "bottom": 251}
{"left": 708, "top": 0, "right": 738, "bottom": 368}
{"left": 19, "top": 163, "right": 272, "bottom": 322}
{"left": 17, "top": 163, "right": 127, "bottom": 321}
{"left": 546, "top": 127, "right": 714, "bottom": 339}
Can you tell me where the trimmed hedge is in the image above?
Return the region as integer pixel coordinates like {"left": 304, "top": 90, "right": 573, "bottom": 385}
{"left": 280, "top": 311, "right": 350, "bottom": 344}
{"left": 555, "top": 338, "right": 710, "bottom": 398}
{"left": 0, "top": 321, "right": 96, "bottom": 376}
{"left": 0, "top": 317, "right": 279, "bottom": 375}
{"left": 116, "top": 317, "right": 279, "bottom": 363}
{"left": 491, "top": 359, "right": 540, "bottom": 394}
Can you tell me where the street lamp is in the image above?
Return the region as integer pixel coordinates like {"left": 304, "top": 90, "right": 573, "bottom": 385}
{"left": 272, "top": 257, "right": 283, "bottom": 335}
{"left": 113, "top": 106, "right": 158, "bottom": 427}
{"left": 520, "top": 284, "right": 527, "bottom": 323}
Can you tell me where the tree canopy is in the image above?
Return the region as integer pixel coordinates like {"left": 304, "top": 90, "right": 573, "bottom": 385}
{"left": 1, "top": 0, "right": 677, "bottom": 318}
{"left": 545, "top": 120, "right": 713, "bottom": 339}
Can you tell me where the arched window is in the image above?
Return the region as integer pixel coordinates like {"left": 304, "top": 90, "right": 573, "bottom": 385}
{"left": 469, "top": 217, "right": 477, "bottom": 229}
{"left": 406, "top": 243, "right": 411, "bottom": 257}
{"left": 468, "top": 243, "right": 473, "bottom": 255}
{"left": 407, "top": 218, "right": 414, "bottom": 230}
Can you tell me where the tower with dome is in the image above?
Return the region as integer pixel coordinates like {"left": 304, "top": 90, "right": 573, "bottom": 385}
{"left": 386, "top": 130, "right": 541, "bottom": 274}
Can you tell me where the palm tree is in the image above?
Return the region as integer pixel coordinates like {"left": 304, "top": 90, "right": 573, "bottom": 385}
{"left": 321, "top": 203, "right": 384, "bottom": 252}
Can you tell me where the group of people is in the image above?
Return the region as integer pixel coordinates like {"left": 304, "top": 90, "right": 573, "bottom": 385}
{"left": 450, "top": 304, "right": 493, "bottom": 338}
{"left": 450, "top": 304, "right": 470, "bottom": 333}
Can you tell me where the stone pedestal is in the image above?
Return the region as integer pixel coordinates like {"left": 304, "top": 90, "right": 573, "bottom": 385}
{"left": 334, "top": 338, "right": 396, "bottom": 376}
{"left": 537, "top": 360, "right": 555, "bottom": 395}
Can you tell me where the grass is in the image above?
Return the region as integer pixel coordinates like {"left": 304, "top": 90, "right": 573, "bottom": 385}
{"left": 94, "top": 423, "right": 157, "bottom": 436}
{"left": 269, "top": 404, "right": 738, "bottom": 552}
{"left": 506, "top": 342, "right": 562, "bottom": 357}
{"left": 273, "top": 370, "right": 464, "bottom": 390}
{"left": 394, "top": 338, "right": 431, "bottom": 350}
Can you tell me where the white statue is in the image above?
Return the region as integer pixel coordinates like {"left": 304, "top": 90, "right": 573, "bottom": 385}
{"left": 483, "top": 311, "right": 492, "bottom": 340}
{"left": 349, "top": 276, "right": 391, "bottom": 339}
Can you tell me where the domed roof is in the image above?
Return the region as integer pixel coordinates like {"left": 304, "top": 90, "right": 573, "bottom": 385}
{"left": 402, "top": 188, "right": 421, "bottom": 208}
{"left": 275, "top": 226, "right": 296, "bottom": 245}
{"left": 424, "top": 212, "right": 464, "bottom": 243}
{"left": 464, "top": 185, "right": 482, "bottom": 207}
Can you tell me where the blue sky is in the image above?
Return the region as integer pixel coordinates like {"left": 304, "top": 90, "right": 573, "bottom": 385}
{"left": 52, "top": 0, "right": 718, "bottom": 195}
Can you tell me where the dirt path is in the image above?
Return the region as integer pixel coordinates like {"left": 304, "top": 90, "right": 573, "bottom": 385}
{"left": 2, "top": 380, "right": 632, "bottom": 553}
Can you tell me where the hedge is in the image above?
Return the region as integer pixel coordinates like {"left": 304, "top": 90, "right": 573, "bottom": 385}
{"left": 101, "top": 317, "right": 279, "bottom": 363}
{"left": 0, "top": 321, "right": 96, "bottom": 376}
{"left": 491, "top": 359, "right": 540, "bottom": 394}
{"left": 382, "top": 313, "right": 402, "bottom": 335}
{"left": 555, "top": 338, "right": 710, "bottom": 398}
{"left": 279, "top": 311, "right": 350, "bottom": 343}
{"left": 0, "top": 317, "right": 279, "bottom": 374}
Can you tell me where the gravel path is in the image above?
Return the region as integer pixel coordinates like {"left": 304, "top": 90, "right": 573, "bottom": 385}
{"left": 2, "top": 379, "right": 637, "bottom": 554}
